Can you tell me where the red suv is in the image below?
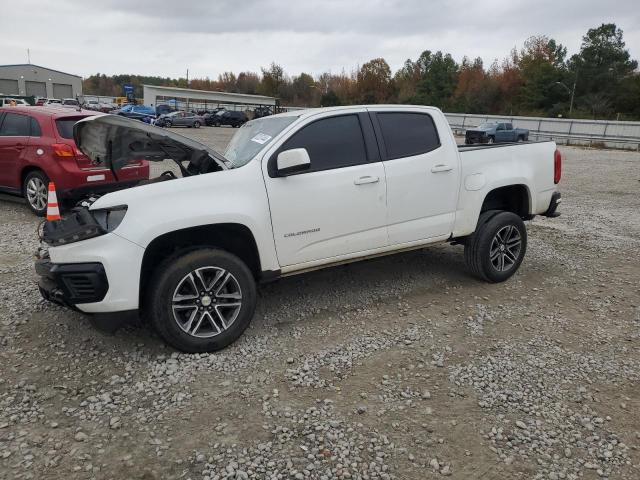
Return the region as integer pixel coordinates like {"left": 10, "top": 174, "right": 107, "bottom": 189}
{"left": 0, "top": 106, "right": 149, "bottom": 215}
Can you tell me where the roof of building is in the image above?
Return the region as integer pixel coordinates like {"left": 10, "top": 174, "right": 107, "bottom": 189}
{"left": 0, "top": 64, "right": 82, "bottom": 78}
{"left": 142, "top": 84, "right": 275, "bottom": 100}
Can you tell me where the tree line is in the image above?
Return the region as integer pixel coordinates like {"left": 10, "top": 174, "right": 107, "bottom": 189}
{"left": 83, "top": 23, "right": 640, "bottom": 120}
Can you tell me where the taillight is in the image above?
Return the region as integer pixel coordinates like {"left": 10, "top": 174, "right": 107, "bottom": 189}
{"left": 554, "top": 149, "right": 562, "bottom": 184}
{"left": 52, "top": 143, "right": 75, "bottom": 157}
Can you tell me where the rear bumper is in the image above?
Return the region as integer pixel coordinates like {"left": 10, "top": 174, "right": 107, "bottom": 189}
{"left": 543, "top": 191, "right": 562, "bottom": 217}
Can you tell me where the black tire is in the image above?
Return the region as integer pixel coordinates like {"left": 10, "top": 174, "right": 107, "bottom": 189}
{"left": 22, "top": 170, "right": 50, "bottom": 216}
{"left": 165, "top": 121, "right": 172, "bottom": 128}
{"left": 214, "top": 121, "right": 221, "bottom": 127}
{"left": 487, "top": 136, "right": 495, "bottom": 144}
{"left": 464, "top": 211, "right": 527, "bottom": 283}
{"left": 193, "top": 121, "right": 201, "bottom": 128}
{"left": 147, "top": 248, "right": 257, "bottom": 353}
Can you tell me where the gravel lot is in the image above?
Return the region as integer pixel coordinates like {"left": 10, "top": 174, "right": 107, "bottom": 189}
{"left": 0, "top": 127, "right": 639, "bottom": 480}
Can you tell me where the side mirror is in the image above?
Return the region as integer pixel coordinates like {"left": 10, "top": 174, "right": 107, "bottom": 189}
{"left": 276, "top": 148, "right": 311, "bottom": 176}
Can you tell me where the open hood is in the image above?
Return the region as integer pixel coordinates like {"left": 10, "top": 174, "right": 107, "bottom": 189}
{"left": 73, "top": 115, "right": 229, "bottom": 173}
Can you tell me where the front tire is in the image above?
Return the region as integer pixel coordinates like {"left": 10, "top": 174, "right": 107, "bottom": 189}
{"left": 23, "top": 170, "right": 50, "bottom": 216}
{"left": 193, "top": 121, "right": 201, "bottom": 128}
{"left": 464, "top": 211, "right": 527, "bottom": 283}
{"left": 147, "top": 249, "right": 257, "bottom": 353}
{"left": 487, "top": 136, "right": 495, "bottom": 144}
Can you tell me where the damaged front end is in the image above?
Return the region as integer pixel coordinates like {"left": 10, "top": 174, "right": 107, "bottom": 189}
{"left": 73, "top": 114, "right": 228, "bottom": 177}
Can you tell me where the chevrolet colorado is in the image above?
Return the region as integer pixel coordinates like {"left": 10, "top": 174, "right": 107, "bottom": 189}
{"left": 35, "top": 106, "right": 562, "bottom": 353}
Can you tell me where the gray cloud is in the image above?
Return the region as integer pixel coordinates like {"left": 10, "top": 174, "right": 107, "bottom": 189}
{"left": 1, "top": 0, "right": 638, "bottom": 79}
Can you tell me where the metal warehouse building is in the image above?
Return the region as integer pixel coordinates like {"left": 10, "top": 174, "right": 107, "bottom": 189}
{"left": 0, "top": 64, "right": 82, "bottom": 99}
{"left": 143, "top": 85, "right": 277, "bottom": 112}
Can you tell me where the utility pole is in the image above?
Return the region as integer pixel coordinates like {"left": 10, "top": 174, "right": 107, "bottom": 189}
{"left": 186, "top": 68, "right": 189, "bottom": 88}
{"left": 27, "top": 48, "right": 31, "bottom": 64}
{"left": 569, "top": 69, "right": 578, "bottom": 116}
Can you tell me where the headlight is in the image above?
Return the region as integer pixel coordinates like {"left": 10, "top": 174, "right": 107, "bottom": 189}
{"left": 91, "top": 206, "right": 128, "bottom": 232}
{"left": 42, "top": 206, "right": 127, "bottom": 246}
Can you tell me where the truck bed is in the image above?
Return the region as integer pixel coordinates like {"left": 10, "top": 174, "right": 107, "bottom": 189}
{"left": 452, "top": 139, "right": 558, "bottom": 237}
{"left": 457, "top": 140, "right": 551, "bottom": 152}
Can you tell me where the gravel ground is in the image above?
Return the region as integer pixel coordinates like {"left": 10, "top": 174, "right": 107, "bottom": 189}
{"left": 0, "top": 128, "right": 639, "bottom": 480}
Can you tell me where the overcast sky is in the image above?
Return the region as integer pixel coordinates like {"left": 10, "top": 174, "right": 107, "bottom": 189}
{"left": 2, "top": 0, "right": 639, "bottom": 79}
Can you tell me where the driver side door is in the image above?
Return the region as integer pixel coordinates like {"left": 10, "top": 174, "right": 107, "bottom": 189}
{"left": 262, "top": 112, "right": 388, "bottom": 268}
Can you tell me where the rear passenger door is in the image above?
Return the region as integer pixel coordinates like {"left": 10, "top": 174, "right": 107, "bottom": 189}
{"left": 369, "top": 108, "right": 460, "bottom": 245}
{"left": 495, "top": 123, "right": 509, "bottom": 142}
{"left": 0, "top": 112, "right": 33, "bottom": 189}
{"left": 263, "top": 111, "right": 388, "bottom": 267}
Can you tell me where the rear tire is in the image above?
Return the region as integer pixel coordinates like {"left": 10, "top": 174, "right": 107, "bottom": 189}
{"left": 193, "top": 121, "right": 201, "bottom": 128}
{"left": 147, "top": 249, "right": 257, "bottom": 353}
{"left": 23, "top": 170, "right": 50, "bottom": 216}
{"left": 464, "top": 211, "right": 527, "bottom": 283}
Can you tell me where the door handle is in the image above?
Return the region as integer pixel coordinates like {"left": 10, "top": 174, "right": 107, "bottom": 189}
{"left": 431, "top": 164, "right": 453, "bottom": 173}
{"left": 15, "top": 143, "right": 25, "bottom": 150}
{"left": 354, "top": 175, "right": 380, "bottom": 185}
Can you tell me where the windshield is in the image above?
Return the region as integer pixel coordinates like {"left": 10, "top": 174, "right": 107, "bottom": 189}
{"left": 478, "top": 123, "right": 497, "bottom": 129}
{"left": 224, "top": 115, "right": 299, "bottom": 168}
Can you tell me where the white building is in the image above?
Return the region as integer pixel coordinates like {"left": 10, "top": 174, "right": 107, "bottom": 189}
{"left": 142, "top": 85, "right": 277, "bottom": 112}
{"left": 0, "top": 64, "right": 82, "bottom": 99}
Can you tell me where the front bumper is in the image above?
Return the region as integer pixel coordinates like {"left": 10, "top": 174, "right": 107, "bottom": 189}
{"left": 36, "top": 259, "right": 109, "bottom": 306}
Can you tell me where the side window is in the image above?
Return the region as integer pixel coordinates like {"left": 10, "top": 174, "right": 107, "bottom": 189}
{"left": 29, "top": 117, "right": 41, "bottom": 136}
{"left": 376, "top": 112, "right": 440, "bottom": 160}
{"left": 279, "top": 114, "right": 368, "bottom": 173}
{"left": 497, "top": 123, "right": 505, "bottom": 131}
{"left": 505, "top": 123, "right": 513, "bottom": 130}
{"left": 0, "top": 113, "right": 30, "bottom": 136}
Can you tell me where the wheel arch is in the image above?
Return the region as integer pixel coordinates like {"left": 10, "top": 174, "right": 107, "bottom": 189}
{"left": 20, "top": 166, "right": 47, "bottom": 193}
{"left": 480, "top": 184, "right": 531, "bottom": 219}
{"left": 139, "top": 223, "right": 262, "bottom": 310}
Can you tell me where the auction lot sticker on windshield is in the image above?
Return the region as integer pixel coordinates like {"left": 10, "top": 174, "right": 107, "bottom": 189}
{"left": 251, "top": 133, "right": 272, "bottom": 144}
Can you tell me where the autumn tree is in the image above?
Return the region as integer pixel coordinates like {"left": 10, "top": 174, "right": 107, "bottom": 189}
{"left": 356, "top": 58, "right": 393, "bottom": 103}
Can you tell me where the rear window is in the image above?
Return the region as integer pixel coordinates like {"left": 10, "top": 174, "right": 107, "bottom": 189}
{"left": 377, "top": 112, "right": 440, "bottom": 160}
{"left": 56, "top": 117, "right": 89, "bottom": 139}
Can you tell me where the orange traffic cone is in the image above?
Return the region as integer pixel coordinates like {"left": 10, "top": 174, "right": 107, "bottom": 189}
{"left": 46, "top": 182, "right": 61, "bottom": 221}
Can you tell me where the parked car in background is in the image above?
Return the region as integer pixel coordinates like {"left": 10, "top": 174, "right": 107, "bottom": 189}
{"left": 465, "top": 122, "right": 529, "bottom": 144}
{"left": 1, "top": 98, "right": 30, "bottom": 107}
{"left": 209, "top": 110, "right": 248, "bottom": 127}
{"left": 83, "top": 100, "right": 101, "bottom": 110}
{"left": 44, "top": 99, "right": 62, "bottom": 106}
{"left": 61, "top": 98, "right": 80, "bottom": 108}
{"left": 0, "top": 106, "right": 149, "bottom": 215}
{"left": 155, "top": 104, "right": 175, "bottom": 116}
{"left": 116, "top": 105, "right": 156, "bottom": 121}
{"left": 156, "top": 111, "right": 204, "bottom": 128}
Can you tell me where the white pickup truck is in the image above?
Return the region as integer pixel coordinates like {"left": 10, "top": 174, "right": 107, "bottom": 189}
{"left": 36, "top": 106, "right": 562, "bottom": 352}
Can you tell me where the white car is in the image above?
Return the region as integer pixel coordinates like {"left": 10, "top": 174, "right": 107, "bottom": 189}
{"left": 0, "top": 98, "right": 30, "bottom": 106}
{"left": 36, "top": 106, "right": 562, "bottom": 352}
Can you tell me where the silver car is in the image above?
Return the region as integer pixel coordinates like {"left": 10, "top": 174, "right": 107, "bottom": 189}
{"left": 158, "top": 111, "right": 204, "bottom": 128}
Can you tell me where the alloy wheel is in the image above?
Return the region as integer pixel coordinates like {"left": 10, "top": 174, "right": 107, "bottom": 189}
{"left": 489, "top": 225, "right": 522, "bottom": 272}
{"left": 171, "top": 267, "right": 243, "bottom": 338}
{"left": 26, "top": 177, "right": 48, "bottom": 211}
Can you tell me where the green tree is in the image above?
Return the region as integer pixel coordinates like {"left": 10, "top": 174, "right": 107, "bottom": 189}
{"left": 413, "top": 51, "right": 459, "bottom": 109}
{"left": 569, "top": 24, "right": 638, "bottom": 116}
